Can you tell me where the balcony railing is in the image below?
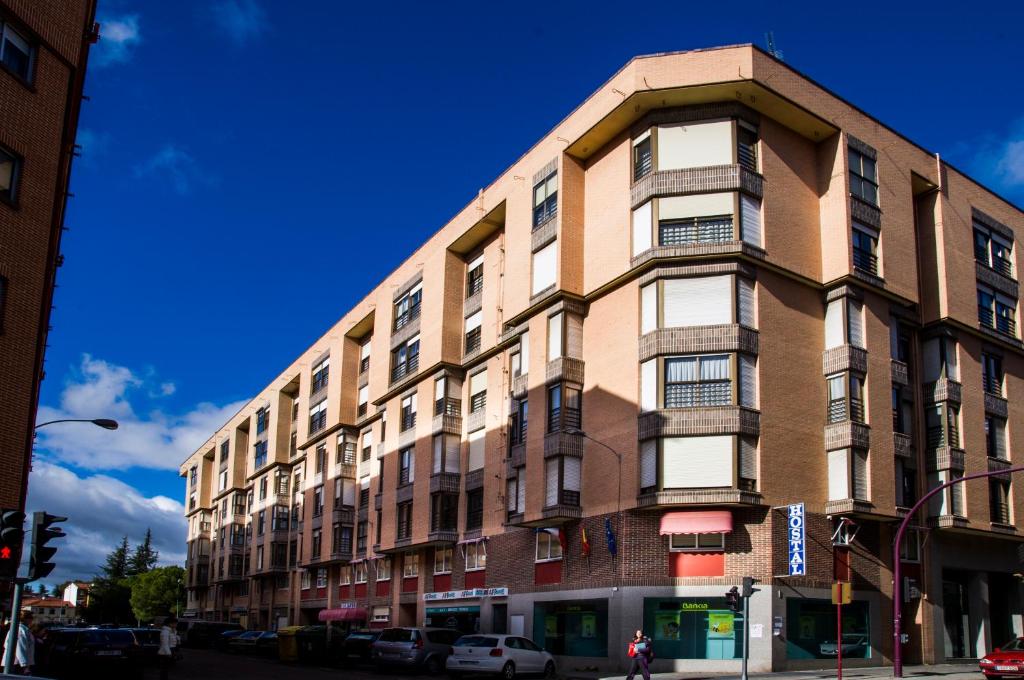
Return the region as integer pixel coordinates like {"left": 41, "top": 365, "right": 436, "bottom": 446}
{"left": 977, "top": 307, "right": 1013, "bottom": 336}
{"left": 391, "top": 353, "right": 420, "bottom": 383}
{"left": 465, "top": 328, "right": 482, "bottom": 355}
{"left": 435, "top": 397, "right": 461, "bottom": 417}
{"left": 664, "top": 382, "right": 731, "bottom": 408}
{"left": 398, "top": 468, "right": 411, "bottom": 486}
{"left": 658, "top": 216, "right": 733, "bottom": 245}
{"left": 359, "top": 356, "right": 370, "bottom": 374}
{"left": 983, "top": 372, "right": 1004, "bottom": 396}
{"left": 852, "top": 247, "right": 878, "bottom": 276}
{"left": 470, "top": 392, "right": 486, "bottom": 413}
{"left": 466, "top": 274, "right": 484, "bottom": 298}
{"left": 927, "top": 424, "right": 960, "bottom": 449}
{"left": 992, "top": 255, "right": 1014, "bottom": 278}
{"left": 547, "top": 406, "right": 581, "bottom": 432}
{"left": 400, "top": 411, "right": 417, "bottom": 432}
{"left": 393, "top": 303, "right": 421, "bottom": 331}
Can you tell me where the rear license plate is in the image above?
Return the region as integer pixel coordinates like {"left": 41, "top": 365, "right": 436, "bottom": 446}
{"left": 996, "top": 666, "right": 1019, "bottom": 672}
{"left": 459, "top": 660, "right": 480, "bottom": 665}
{"left": 96, "top": 650, "right": 122, "bottom": 656}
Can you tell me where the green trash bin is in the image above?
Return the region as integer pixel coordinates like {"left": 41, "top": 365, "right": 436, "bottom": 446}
{"left": 296, "top": 625, "right": 328, "bottom": 665}
{"left": 276, "top": 626, "right": 305, "bottom": 662}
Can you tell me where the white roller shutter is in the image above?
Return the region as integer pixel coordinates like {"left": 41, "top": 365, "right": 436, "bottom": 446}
{"left": 563, "top": 457, "right": 581, "bottom": 492}
{"left": 517, "top": 468, "right": 526, "bottom": 511}
{"left": 432, "top": 437, "right": 443, "bottom": 474}
{"left": 532, "top": 241, "right": 557, "bottom": 295}
{"left": 662, "top": 436, "right": 733, "bottom": 488}
{"left": 358, "top": 385, "right": 368, "bottom": 406}
{"left": 740, "top": 195, "right": 762, "bottom": 248}
{"left": 641, "top": 283, "right": 657, "bottom": 334}
{"left": 632, "top": 202, "right": 653, "bottom": 257}
{"left": 468, "top": 253, "right": 484, "bottom": 272}
{"left": 640, "top": 440, "right": 657, "bottom": 490}
{"left": 434, "top": 377, "right": 446, "bottom": 401}
{"left": 656, "top": 121, "right": 733, "bottom": 170}
{"left": 852, "top": 449, "right": 869, "bottom": 500}
{"left": 659, "top": 193, "right": 733, "bottom": 220}
{"left": 993, "top": 419, "right": 1008, "bottom": 459}
{"left": 507, "top": 479, "right": 517, "bottom": 511}
{"left": 343, "top": 479, "right": 356, "bottom": 506}
{"left": 547, "top": 313, "right": 563, "bottom": 360}
{"left": 663, "top": 276, "right": 732, "bottom": 327}
{"left": 407, "top": 450, "right": 415, "bottom": 483}
{"left": 470, "top": 370, "right": 487, "bottom": 397}
{"left": 465, "top": 310, "right": 482, "bottom": 332}
{"left": 410, "top": 392, "right": 418, "bottom": 416}
{"left": 445, "top": 436, "right": 460, "bottom": 473}
{"left": 847, "top": 299, "right": 864, "bottom": 348}
{"left": 360, "top": 476, "right": 370, "bottom": 491}
{"left": 825, "top": 300, "right": 844, "bottom": 349}
{"left": 360, "top": 340, "right": 371, "bottom": 360}
{"left": 739, "top": 355, "right": 756, "bottom": 408}
{"left": 468, "top": 429, "right": 485, "bottom": 471}
{"left": 827, "top": 449, "right": 850, "bottom": 501}
{"left": 520, "top": 331, "right": 530, "bottom": 370}
{"left": 640, "top": 359, "right": 657, "bottom": 412}
{"left": 738, "top": 277, "right": 756, "bottom": 328}
{"left": 545, "top": 459, "right": 559, "bottom": 506}
{"left": 361, "top": 429, "right": 373, "bottom": 450}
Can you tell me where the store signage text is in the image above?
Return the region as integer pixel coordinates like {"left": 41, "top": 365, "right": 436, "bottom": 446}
{"left": 788, "top": 503, "right": 806, "bottom": 576}
{"left": 424, "top": 587, "right": 509, "bottom": 601}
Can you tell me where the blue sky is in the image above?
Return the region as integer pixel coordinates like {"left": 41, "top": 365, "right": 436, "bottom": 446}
{"left": 26, "top": 0, "right": 1024, "bottom": 584}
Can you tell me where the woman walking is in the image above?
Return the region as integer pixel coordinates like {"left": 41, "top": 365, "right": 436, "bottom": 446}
{"left": 626, "top": 629, "right": 653, "bottom": 680}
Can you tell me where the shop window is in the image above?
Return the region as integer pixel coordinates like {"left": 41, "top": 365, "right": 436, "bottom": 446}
{"left": 668, "top": 533, "right": 725, "bottom": 551}
{"left": 644, "top": 597, "right": 744, "bottom": 659}
{"left": 533, "top": 599, "right": 608, "bottom": 657}
{"left": 785, "top": 599, "right": 871, "bottom": 659}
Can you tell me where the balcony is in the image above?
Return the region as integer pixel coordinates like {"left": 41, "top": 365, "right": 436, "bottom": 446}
{"left": 924, "top": 378, "right": 961, "bottom": 405}
{"left": 429, "top": 472, "right": 461, "bottom": 494}
{"left": 638, "top": 406, "right": 760, "bottom": 439}
{"left": 852, "top": 247, "right": 878, "bottom": 277}
{"left": 427, "top": 529, "right": 459, "bottom": 544}
{"left": 637, "top": 487, "right": 762, "bottom": 508}
{"left": 890, "top": 359, "right": 909, "bottom": 387}
{"left": 393, "top": 303, "right": 421, "bottom": 332}
{"left": 630, "top": 164, "right": 763, "bottom": 208}
{"left": 821, "top": 345, "right": 868, "bottom": 376}
{"left": 828, "top": 398, "right": 865, "bottom": 424}
{"left": 334, "top": 462, "right": 357, "bottom": 479}
{"left": 927, "top": 424, "right": 960, "bottom": 450}
{"left": 979, "top": 307, "right": 1017, "bottom": 338}
{"left": 391, "top": 354, "right": 420, "bottom": 384}
{"left": 332, "top": 506, "right": 355, "bottom": 525}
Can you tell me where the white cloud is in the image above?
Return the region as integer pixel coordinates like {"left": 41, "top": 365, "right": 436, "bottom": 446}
{"left": 962, "top": 117, "right": 1024, "bottom": 205}
{"left": 94, "top": 15, "right": 141, "bottom": 67}
{"left": 26, "top": 462, "right": 186, "bottom": 585}
{"left": 995, "top": 139, "right": 1024, "bottom": 187}
{"left": 133, "top": 145, "right": 216, "bottom": 195}
{"left": 36, "top": 354, "right": 245, "bottom": 471}
{"left": 211, "top": 0, "right": 268, "bottom": 45}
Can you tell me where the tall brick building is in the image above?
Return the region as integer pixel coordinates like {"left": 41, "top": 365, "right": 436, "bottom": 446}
{"left": 180, "top": 45, "right": 1024, "bottom": 671}
{"left": 0, "top": 0, "right": 97, "bottom": 509}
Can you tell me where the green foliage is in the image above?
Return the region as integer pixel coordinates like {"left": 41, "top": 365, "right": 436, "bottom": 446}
{"left": 129, "top": 566, "right": 185, "bottom": 623}
{"left": 128, "top": 529, "right": 159, "bottom": 576}
{"left": 84, "top": 530, "right": 160, "bottom": 624}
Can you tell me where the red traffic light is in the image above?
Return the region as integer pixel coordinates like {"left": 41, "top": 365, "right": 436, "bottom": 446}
{"left": 0, "top": 546, "right": 10, "bottom": 560}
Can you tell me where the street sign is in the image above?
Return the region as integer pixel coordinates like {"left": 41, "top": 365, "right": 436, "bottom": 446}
{"left": 831, "top": 581, "right": 852, "bottom": 605}
{"left": 788, "top": 503, "right": 806, "bottom": 576}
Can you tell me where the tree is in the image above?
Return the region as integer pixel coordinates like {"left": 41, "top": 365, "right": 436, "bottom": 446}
{"left": 102, "top": 536, "right": 130, "bottom": 580}
{"left": 36, "top": 584, "right": 50, "bottom": 597}
{"left": 54, "top": 581, "right": 72, "bottom": 600}
{"left": 84, "top": 537, "right": 134, "bottom": 624}
{"left": 128, "top": 529, "right": 158, "bottom": 576}
{"left": 129, "top": 566, "right": 185, "bottom": 623}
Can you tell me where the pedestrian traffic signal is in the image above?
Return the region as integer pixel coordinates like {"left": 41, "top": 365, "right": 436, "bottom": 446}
{"left": 28, "top": 511, "right": 66, "bottom": 581}
{"left": 0, "top": 510, "right": 25, "bottom": 579}
{"left": 742, "top": 576, "right": 760, "bottom": 598}
{"left": 726, "top": 586, "right": 741, "bottom": 612}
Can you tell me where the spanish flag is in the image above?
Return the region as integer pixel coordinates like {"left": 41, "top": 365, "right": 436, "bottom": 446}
{"left": 581, "top": 525, "right": 591, "bottom": 558}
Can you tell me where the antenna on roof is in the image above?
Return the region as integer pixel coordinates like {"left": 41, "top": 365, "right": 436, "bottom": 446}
{"left": 765, "top": 32, "right": 784, "bottom": 61}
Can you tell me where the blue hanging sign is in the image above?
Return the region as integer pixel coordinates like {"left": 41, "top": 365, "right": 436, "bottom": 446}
{"left": 788, "top": 503, "right": 806, "bottom": 576}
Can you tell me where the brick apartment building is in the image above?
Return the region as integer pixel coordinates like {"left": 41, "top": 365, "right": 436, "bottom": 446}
{"left": 0, "top": 0, "right": 97, "bottom": 510}
{"left": 180, "top": 45, "right": 1024, "bottom": 671}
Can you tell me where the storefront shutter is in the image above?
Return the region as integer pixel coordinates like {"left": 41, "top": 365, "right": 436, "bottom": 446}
{"left": 662, "top": 436, "right": 733, "bottom": 488}
{"left": 740, "top": 194, "right": 762, "bottom": 248}
{"left": 531, "top": 241, "right": 557, "bottom": 295}
{"left": 468, "top": 429, "right": 485, "bottom": 471}
{"left": 663, "top": 276, "right": 732, "bottom": 327}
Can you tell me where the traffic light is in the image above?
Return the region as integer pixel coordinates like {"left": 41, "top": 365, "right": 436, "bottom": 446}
{"left": 28, "top": 512, "right": 66, "bottom": 581}
{"left": 726, "top": 586, "right": 740, "bottom": 612}
{"left": 742, "top": 576, "right": 760, "bottom": 598}
{"left": 0, "top": 510, "right": 25, "bottom": 579}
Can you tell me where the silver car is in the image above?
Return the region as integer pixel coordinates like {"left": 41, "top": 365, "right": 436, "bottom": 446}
{"left": 446, "top": 634, "right": 556, "bottom": 680}
{"left": 372, "top": 627, "right": 460, "bottom": 675}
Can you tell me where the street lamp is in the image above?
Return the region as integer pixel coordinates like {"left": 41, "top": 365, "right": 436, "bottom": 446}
{"left": 563, "top": 428, "right": 623, "bottom": 580}
{"left": 35, "top": 418, "right": 119, "bottom": 430}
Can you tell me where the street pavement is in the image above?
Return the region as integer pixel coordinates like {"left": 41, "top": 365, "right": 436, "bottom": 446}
{"left": 571, "top": 663, "right": 985, "bottom": 680}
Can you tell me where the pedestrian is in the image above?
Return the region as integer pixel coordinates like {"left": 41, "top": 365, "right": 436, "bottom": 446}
{"left": 158, "top": 615, "right": 180, "bottom": 680}
{"left": 2, "top": 612, "right": 35, "bottom": 676}
{"left": 626, "top": 628, "right": 653, "bottom": 680}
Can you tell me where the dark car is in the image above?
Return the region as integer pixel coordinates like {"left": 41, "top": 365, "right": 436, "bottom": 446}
{"left": 124, "top": 628, "right": 161, "bottom": 661}
{"left": 215, "top": 628, "right": 247, "bottom": 650}
{"left": 338, "top": 630, "right": 380, "bottom": 666}
{"left": 180, "top": 621, "right": 244, "bottom": 648}
{"left": 228, "top": 630, "right": 278, "bottom": 656}
{"left": 39, "top": 628, "right": 144, "bottom": 679}
{"left": 981, "top": 637, "right": 1024, "bottom": 678}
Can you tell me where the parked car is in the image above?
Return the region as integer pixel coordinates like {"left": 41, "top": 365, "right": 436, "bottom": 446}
{"left": 981, "top": 638, "right": 1024, "bottom": 678}
{"left": 338, "top": 629, "right": 380, "bottom": 666}
{"left": 38, "top": 628, "right": 145, "bottom": 679}
{"left": 818, "top": 634, "right": 869, "bottom": 658}
{"left": 124, "top": 628, "right": 161, "bottom": 661}
{"left": 214, "top": 628, "right": 247, "bottom": 650}
{"left": 177, "top": 620, "right": 244, "bottom": 648}
{"left": 372, "top": 627, "right": 460, "bottom": 675}
{"left": 228, "top": 630, "right": 278, "bottom": 655}
{"left": 447, "top": 634, "right": 556, "bottom": 680}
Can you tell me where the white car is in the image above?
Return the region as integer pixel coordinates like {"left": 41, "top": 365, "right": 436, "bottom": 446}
{"left": 446, "top": 634, "right": 556, "bottom": 680}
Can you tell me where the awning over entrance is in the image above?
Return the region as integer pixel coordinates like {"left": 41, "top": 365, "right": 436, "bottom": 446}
{"left": 659, "top": 510, "right": 733, "bottom": 535}
{"left": 319, "top": 607, "right": 368, "bottom": 622}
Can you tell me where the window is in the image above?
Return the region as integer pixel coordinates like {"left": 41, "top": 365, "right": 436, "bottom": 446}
{"left": 824, "top": 298, "right": 864, "bottom": 349}
{"left": 665, "top": 355, "right": 731, "bottom": 408}
{"left": 532, "top": 170, "right": 558, "bottom": 228}
{"left": 978, "top": 286, "right": 1017, "bottom": 336}
{"left": 371, "top": 606, "right": 390, "bottom": 623}
{"left": 309, "top": 399, "right": 328, "bottom": 434}
{"left": 659, "top": 212, "right": 733, "bottom": 245}
{"left": 400, "top": 392, "right": 417, "bottom": 431}
{"left": 219, "top": 440, "right": 229, "bottom": 462}
{"left": 315, "top": 444, "right": 326, "bottom": 475}
{"left": 337, "top": 435, "right": 355, "bottom": 465}
{"left": 393, "top": 283, "right": 422, "bottom": 331}
{"left": 254, "top": 440, "right": 268, "bottom": 469}
{"left": 899, "top": 528, "right": 921, "bottom": 562}
{"left": 547, "top": 383, "right": 581, "bottom": 432}
{"left": 0, "top": 23, "right": 32, "bottom": 82}
{"left": 434, "top": 547, "right": 452, "bottom": 574}
{"left": 896, "top": 458, "right": 917, "bottom": 508}
{"left": 827, "top": 373, "right": 865, "bottom": 424}
{"left": 848, "top": 146, "right": 878, "bottom": 205}
{"left": 668, "top": 533, "right": 725, "bottom": 551}
{"left": 512, "top": 332, "right": 529, "bottom": 378}
{"left": 361, "top": 429, "right": 373, "bottom": 462}
{"left": 340, "top": 565, "right": 351, "bottom": 585}
{"left": 464, "top": 311, "right": 482, "bottom": 354}
{"left": 359, "top": 337, "right": 372, "bottom": 373}
{"left": 398, "top": 448, "right": 415, "bottom": 486}
{"left": 403, "top": 553, "right": 419, "bottom": 578}
{"left": 535, "top": 530, "right": 562, "bottom": 562}
{"left": 633, "top": 132, "right": 653, "bottom": 181}
{"left": 311, "top": 357, "right": 329, "bottom": 394}
{"left": 545, "top": 456, "right": 581, "bottom": 507}
{"left": 272, "top": 505, "right": 289, "bottom": 531}
{"left": 982, "top": 353, "right": 1004, "bottom": 396}
{"left": 506, "top": 468, "right": 526, "bottom": 518}
{"left": 925, "top": 404, "right": 960, "bottom": 449}
{"left": 465, "top": 540, "right": 487, "bottom": 570}
{"left": 257, "top": 510, "right": 266, "bottom": 536}
{"left": 431, "top": 493, "right": 458, "bottom": 532}
{"left": 892, "top": 387, "right": 913, "bottom": 435}
{"left": 397, "top": 502, "right": 413, "bottom": 540}
{"left": 990, "top": 479, "right": 1011, "bottom": 524}
{"left": 657, "top": 121, "right": 732, "bottom": 170}
{"left": 432, "top": 434, "right": 460, "bottom": 474}
{"left": 531, "top": 241, "right": 557, "bottom": 295}
{"left": 986, "top": 415, "right": 1008, "bottom": 460}
{"left": 190, "top": 465, "right": 198, "bottom": 488}
{"left": 354, "top": 562, "right": 367, "bottom": 583}
{"left": 852, "top": 223, "right": 879, "bottom": 276}
{"left": 256, "top": 406, "right": 269, "bottom": 435}
{"left": 922, "top": 336, "right": 958, "bottom": 381}
{"left": 547, "top": 312, "right": 564, "bottom": 360}
{"left": 311, "top": 528, "right": 322, "bottom": 559}
{"left": 737, "top": 123, "right": 758, "bottom": 172}
{"left": 466, "top": 254, "right": 484, "bottom": 297}
{"left": 826, "top": 448, "right": 869, "bottom": 501}
{"left": 356, "top": 521, "right": 368, "bottom": 553}
{"left": 313, "top": 485, "right": 324, "bottom": 517}
{"left": 509, "top": 399, "right": 528, "bottom": 447}
{"left": 466, "top": 489, "right": 483, "bottom": 530}
{"left": 640, "top": 276, "right": 738, "bottom": 333}
{"left": 316, "top": 567, "right": 327, "bottom": 588}
{"left": 391, "top": 335, "right": 421, "bottom": 382}
{"left": 376, "top": 557, "right": 392, "bottom": 581}
{"left": 300, "top": 569, "right": 312, "bottom": 590}
{"left": 974, "top": 223, "right": 1014, "bottom": 278}
{"left": 469, "top": 370, "right": 487, "bottom": 413}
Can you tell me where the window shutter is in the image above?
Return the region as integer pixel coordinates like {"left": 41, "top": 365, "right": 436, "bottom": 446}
{"left": 662, "top": 436, "right": 733, "bottom": 488}
{"left": 517, "top": 469, "right": 526, "bottom": 511}
{"left": 632, "top": 202, "right": 653, "bottom": 257}
{"left": 531, "top": 241, "right": 557, "bottom": 295}
{"left": 432, "top": 437, "right": 443, "bottom": 474}
{"left": 520, "top": 331, "right": 530, "bottom": 370}
{"left": 847, "top": 299, "right": 864, "bottom": 348}
{"left": 445, "top": 436, "right": 460, "bottom": 473}
{"left": 465, "top": 310, "right": 482, "bottom": 332}
{"left": 547, "top": 313, "right": 563, "bottom": 360}
{"left": 361, "top": 340, "right": 371, "bottom": 360}
{"left": 507, "top": 479, "right": 517, "bottom": 511}
{"left": 545, "top": 459, "right": 559, "bottom": 506}
{"left": 852, "top": 450, "right": 869, "bottom": 500}
{"left": 662, "top": 276, "right": 732, "bottom": 327}
{"left": 407, "top": 450, "right": 415, "bottom": 483}
{"left": 641, "top": 283, "right": 657, "bottom": 334}
{"left": 640, "top": 440, "right": 657, "bottom": 489}
{"left": 827, "top": 449, "right": 850, "bottom": 501}
{"left": 566, "top": 314, "right": 583, "bottom": 358}
{"left": 739, "top": 355, "right": 756, "bottom": 408}
{"left": 656, "top": 121, "right": 733, "bottom": 170}
{"left": 470, "top": 370, "right": 487, "bottom": 397}
{"left": 361, "top": 430, "right": 373, "bottom": 450}
{"left": 825, "top": 300, "right": 844, "bottom": 349}
{"left": 563, "top": 457, "right": 581, "bottom": 492}
{"left": 740, "top": 195, "right": 762, "bottom": 248}
{"left": 468, "top": 429, "right": 485, "bottom": 471}
{"left": 659, "top": 193, "right": 733, "bottom": 220}
{"left": 945, "top": 339, "right": 959, "bottom": 380}
{"left": 994, "top": 420, "right": 1008, "bottom": 458}
{"left": 358, "top": 385, "right": 368, "bottom": 405}
{"left": 640, "top": 359, "right": 657, "bottom": 412}
{"left": 738, "top": 277, "right": 756, "bottom": 328}
{"left": 360, "top": 476, "right": 370, "bottom": 491}
{"left": 434, "top": 377, "right": 446, "bottom": 401}
{"left": 739, "top": 437, "right": 757, "bottom": 481}
{"left": 468, "top": 254, "right": 484, "bottom": 272}
{"left": 343, "top": 480, "right": 356, "bottom": 506}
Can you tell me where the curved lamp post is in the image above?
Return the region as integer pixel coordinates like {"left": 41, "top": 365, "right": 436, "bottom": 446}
{"left": 35, "top": 418, "right": 119, "bottom": 431}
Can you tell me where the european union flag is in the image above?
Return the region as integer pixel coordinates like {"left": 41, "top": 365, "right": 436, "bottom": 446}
{"left": 604, "top": 517, "right": 617, "bottom": 557}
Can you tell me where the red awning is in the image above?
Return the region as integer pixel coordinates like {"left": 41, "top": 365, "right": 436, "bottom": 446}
{"left": 318, "top": 607, "right": 368, "bottom": 622}
{"left": 659, "top": 510, "right": 733, "bottom": 535}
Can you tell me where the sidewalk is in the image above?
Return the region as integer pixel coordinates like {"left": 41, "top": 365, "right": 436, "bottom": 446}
{"left": 565, "top": 662, "right": 982, "bottom": 680}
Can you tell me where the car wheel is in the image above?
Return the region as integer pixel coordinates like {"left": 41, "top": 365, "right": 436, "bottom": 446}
{"left": 502, "top": 661, "right": 516, "bottom": 680}
{"left": 426, "top": 656, "right": 443, "bottom": 676}
{"left": 544, "top": 661, "right": 556, "bottom": 680}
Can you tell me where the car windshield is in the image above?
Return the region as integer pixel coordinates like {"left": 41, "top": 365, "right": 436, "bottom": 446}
{"left": 455, "top": 636, "right": 498, "bottom": 648}
{"left": 1000, "top": 639, "right": 1024, "bottom": 651}
{"left": 379, "top": 629, "right": 415, "bottom": 642}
